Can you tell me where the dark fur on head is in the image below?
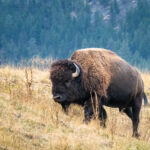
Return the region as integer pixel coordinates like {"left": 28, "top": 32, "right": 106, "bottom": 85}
{"left": 50, "top": 59, "right": 76, "bottom": 82}
{"left": 50, "top": 59, "right": 88, "bottom": 111}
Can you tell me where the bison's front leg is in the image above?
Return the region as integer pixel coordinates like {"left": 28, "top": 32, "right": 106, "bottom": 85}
{"left": 83, "top": 100, "right": 93, "bottom": 123}
{"left": 99, "top": 106, "right": 107, "bottom": 127}
{"left": 83, "top": 100, "right": 107, "bottom": 127}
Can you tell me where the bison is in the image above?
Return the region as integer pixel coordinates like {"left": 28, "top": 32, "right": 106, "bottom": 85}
{"left": 50, "top": 48, "right": 148, "bottom": 137}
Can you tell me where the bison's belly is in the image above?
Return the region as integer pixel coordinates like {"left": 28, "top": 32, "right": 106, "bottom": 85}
{"left": 103, "top": 96, "right": 132, "bottom": 108}
{"left": 103, "top": 83, "right": 134, "bottom": 108}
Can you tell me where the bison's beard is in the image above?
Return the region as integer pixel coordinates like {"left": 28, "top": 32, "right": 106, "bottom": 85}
{"left": 61, "top": 102, "right": 70, "bottom": 113}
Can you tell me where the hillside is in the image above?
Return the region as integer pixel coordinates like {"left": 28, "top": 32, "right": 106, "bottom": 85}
{"left": 0, "top": 0, "right": 150, "bottom": 69}
{"left": 0, "top": 66, "right": 150, "bottom": 150}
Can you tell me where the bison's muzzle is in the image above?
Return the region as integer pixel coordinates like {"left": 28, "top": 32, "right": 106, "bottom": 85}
{"left": 53, "top": 94, "right": 66, "bottom": 103}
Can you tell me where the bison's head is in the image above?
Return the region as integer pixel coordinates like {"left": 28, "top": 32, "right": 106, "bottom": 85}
{"left": 50, "top": 59, "right": 87, "bottom": 111}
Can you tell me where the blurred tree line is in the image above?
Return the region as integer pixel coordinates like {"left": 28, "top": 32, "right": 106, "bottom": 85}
{"left": 0, "top": 0, "right": 150, "bottom": 69}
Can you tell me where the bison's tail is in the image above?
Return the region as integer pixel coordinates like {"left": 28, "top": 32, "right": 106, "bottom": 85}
{"left": 143, "top": 92, "right": 148, "bottom": 105}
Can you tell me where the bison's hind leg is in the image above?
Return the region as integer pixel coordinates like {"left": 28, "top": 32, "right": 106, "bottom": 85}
{"left": 132, "top": 95, "right": 142, "bottom": 138}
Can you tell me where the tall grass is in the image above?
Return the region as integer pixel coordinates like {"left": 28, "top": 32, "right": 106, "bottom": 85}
{"left": 0, "top": 65, "right": 150, "bottom": 150}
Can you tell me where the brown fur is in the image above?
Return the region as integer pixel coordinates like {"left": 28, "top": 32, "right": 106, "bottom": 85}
{"left": 71, "top": 48, "right": 124, "bottom": 98}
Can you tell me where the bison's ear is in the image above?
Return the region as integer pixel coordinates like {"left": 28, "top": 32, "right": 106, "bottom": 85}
{"left": 68, "top": 61, "right": 76, "bottom": 72}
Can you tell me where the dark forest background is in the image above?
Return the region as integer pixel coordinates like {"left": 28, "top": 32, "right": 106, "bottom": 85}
{"left": 0, "top": 0, "right": 150, "bottom": 69}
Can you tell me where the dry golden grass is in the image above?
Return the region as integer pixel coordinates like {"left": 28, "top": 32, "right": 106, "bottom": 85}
{"left": 0, "top": 66, "right": 150, "bottom": 150}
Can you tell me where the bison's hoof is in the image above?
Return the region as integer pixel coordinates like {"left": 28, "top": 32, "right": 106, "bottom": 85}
{"left": 83, "top": 119, "right": 90, "bottom": 124}
{"left": 100, "top": 121, "right": 106, "bottom": 128}
{"left": 132, "top": 132, "right": 140, "bottom": 138}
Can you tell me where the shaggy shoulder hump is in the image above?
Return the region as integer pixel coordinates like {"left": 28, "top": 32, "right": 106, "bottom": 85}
{"left": 70, "top": 48, "right": 113, "bottom": 98}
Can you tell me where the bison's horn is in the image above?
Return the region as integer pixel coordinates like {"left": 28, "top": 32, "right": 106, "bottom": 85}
{"left": 72, "top": 63, "right": 80, "bottom": 78}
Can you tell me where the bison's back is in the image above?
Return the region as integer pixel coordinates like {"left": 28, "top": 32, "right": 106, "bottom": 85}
{"left": 71, "top": 48, "right": 143, "bottom": 100}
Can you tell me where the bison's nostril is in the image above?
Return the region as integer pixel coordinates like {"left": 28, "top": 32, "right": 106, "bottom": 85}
{"left": 54, "top": 95, "right": 61, "bottom": 101}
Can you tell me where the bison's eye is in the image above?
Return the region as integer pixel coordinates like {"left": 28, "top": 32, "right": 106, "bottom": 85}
{"left": 65, "top": 80, "right": 71, "bottom": 87}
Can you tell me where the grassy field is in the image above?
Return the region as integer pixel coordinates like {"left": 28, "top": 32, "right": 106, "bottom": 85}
{"left": 0, "top": 66, "right": 150, "bottom": 150}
